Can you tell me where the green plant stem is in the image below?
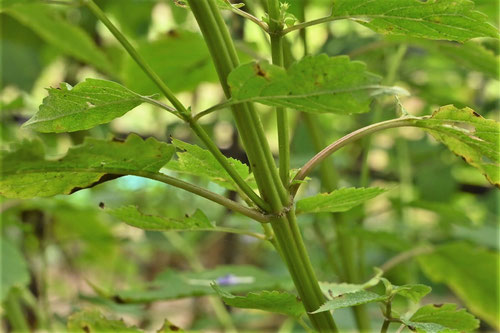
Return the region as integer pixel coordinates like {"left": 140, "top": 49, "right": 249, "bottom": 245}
{"left": 85, "top": 0, "right": 184, "bottom": 113}
{"left": 380, "top": 245, "right": 434, "bottom": 273}
{"left": 187, "top": 1, "right": 337, "bottom": 331}
{"left": 268, "top": 0, "right": 290, "bottom": 188}
{"left": 5, "top": 289, "right": 30, "bottom": 333}
{"left": 129, "top": 171, "right": 269, "bottom": 223}
{"left": 84, "top": 0, "right": 267, "bottom": 212}
{"left": 303, "top": 114, "right": 371, "bottom": 332}
{"left": 282, "top": 15, "right": 350, "bottom": 35}
{"left": 380, "top": 301, "right": 392, "bottom": 333}
{"left": 165, "top": 232, "right": 237, "bottom": 333}
{"left": 292, "top": 116, "right": 424, "bottom": 195}
{"left": 358, "top": 43, "right": 408, "bottom": 282}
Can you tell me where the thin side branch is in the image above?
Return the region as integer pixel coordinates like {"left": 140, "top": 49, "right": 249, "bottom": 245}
{"left": 133, "top": 171, "right": 270, "bottom": 223}
{"left": 291, "top": 116, "right": 424, "bottom": 196}
{"left": 380, "top": 245, "right": 434, "bottom": 272}
{"left": 282, "top": 15, "right": 346, "bottom": 35}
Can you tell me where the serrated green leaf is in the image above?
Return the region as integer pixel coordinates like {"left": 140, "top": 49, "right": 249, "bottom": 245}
{"left": 23, "top": 79, "right": 148, "bottom": 133}
{"left": 108, "top": 205, "right": 214, "bottom": 231}
{"left": 166, "top": 138, "right": 250, "bottom": 191}
{"left": 0, "top": 134, "right": 174, "bottom": 199}
{"left": 227, "top": 55, "right": 403, "bottom": 114}
{"left": 0, "top": 239, "right": 30, "bottom": 301}
{"left": 394, "top": 284, "right": 432, "bottom": 303}
{"left": 5, "top": 4, "right": 113, "bottom": 73}
{"left": 67, "top": 309, "right": 141, "bottom": 332}
{"left": 414, "top": 105, "right": 500, "bottom": 187}
{"left": 320, "top": 268, "right": 383, "bottom": 299}
{"left": 402, "top": 304, "right": 479, "bottom": 333}
{"left": 296, "top": 187, "right": 386, "bottom": 214}
{"left": 122, "top": 30, "right": 217, "bottom": 95}
{"left": 417, "top": 242, "right": 499, "bottom": 329}
{"left": 382, "top": 278, "right": 432, "bottom": 303}
{"left": 312, "top": 290, "right": 387, "bottom": 313}
{"left": 115, "top": 266, "right": 287, "bottom": 303}
{"left": 212, "top": 285, "right": 305, "bottom": 318}
{"left": 331, "top": 0, "right": 498, "bottom": 42}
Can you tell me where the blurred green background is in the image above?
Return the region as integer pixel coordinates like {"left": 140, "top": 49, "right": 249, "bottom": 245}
{"left": 1, "top": 0, "right": 499, "bottom": 332}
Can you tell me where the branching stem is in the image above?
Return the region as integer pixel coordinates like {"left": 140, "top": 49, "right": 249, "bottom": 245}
{"left": 292, "top": 116, "right": 425, "bottom": 196}
{"left": 84, "top": 0, "right": 267, "bottom": 211}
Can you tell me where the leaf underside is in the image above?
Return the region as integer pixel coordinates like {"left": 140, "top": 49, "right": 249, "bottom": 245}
{"left": 0, "top": 134, "right": 174, "bottom": 199}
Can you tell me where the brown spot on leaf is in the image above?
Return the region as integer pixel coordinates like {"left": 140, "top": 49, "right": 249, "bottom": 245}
{"left": 82, "top": 325, "right": 91, "bottom": 333}
{"left": 69, "top": 174, "right": 122, "bottom": 194}
{"left": 254, "top": 64, "right": 269, "bottom": 79}
{"left": 111, "top": 295, "right": 126, "bottom": 304}
{"left": 433, "top": 303, "right": 443, "bottom": 308}
{"left": 99, "top": 202, "right": 105, "bottom": 209}
{"left": 169, "top": 325, "right": 180, "bottom": 331}
{"left": 472, "top": 111, "right": 481, "bottom": 117}
{"left": 167, "top": 30, "right": 180, "bottom": 38}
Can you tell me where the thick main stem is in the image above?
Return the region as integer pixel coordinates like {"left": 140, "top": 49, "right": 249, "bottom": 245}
{"left": 187, "top": 1, "right": 337, "bottom": 331}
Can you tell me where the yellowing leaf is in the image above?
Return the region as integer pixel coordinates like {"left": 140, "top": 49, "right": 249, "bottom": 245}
{"left": 414, "top": 105, "right": 500, "bottom": 187}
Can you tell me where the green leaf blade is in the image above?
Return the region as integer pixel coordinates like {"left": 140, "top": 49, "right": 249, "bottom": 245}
{"left": 417, "top": 242, "right": 499, "bottom": 329}
{"left": 5, "top": 4, "right": 113, "bottom": 74}
{"left": 0, "top": 134, "right": 174, "bottom": 198}
{"left": 402, "top": 304, "right": 479, "bottom": 333}
{"left": 228, "top": 55, "right": 393, "bottom": 114}
{"left": 296, "top": 187, "right": 387, "bottom": 214}
{"left": 332, "top": 0, "right": 499, "bottom": 42}
{"left": 23, "top": 79, "right": 146, "bottom": 133}
{"left": 166, "top": 138, "right": 251, "bottom": 191}
{"left": 312, "top": 290, "right": 387, "bottom": 313}
{"left": 122, "top": 31, "right": 218, "bottom": 95}
{"left": 212, "top": 285, "right": 305, "bottom": 318}
{"left": 415, "top": 105, "right": 500, "bottom": 187}
{"left": 107, "top": 206, "right": 214, "bottom": 231}
{"left": 67, "top": 310, "right": 141, "bottom": 333}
